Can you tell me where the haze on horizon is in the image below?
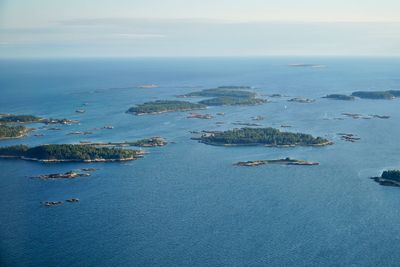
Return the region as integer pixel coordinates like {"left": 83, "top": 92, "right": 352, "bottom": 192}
{"left": 0, "top": 0, "right": 399, "bottom": 58}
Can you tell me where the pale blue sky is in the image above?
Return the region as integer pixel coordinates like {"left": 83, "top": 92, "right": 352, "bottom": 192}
{"left": 0, "top": 0, "right": 399, "bottom": 57}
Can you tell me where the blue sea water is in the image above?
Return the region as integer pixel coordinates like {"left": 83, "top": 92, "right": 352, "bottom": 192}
{"left": 1, "top": 57, "right": 400, "bottom": 266}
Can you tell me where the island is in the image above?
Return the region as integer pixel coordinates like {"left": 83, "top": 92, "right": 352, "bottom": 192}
{"left": 337, "top": 133, "right": 360, "bottom": 143}
{"left": 0, "top": 125, "right": 32, "bottom": 139}
{"left": 194, "top": 127, "right": 332, "bottom": 147}
{"left": 371, "top": 170, "right": 400, "bottom": 187}
{"left": 126, "top": 100, "right": 206, "bottom": 115}
{"left": 323, "top": 94, "right": 355, "bottom": 101}
{"left": 0, "top": 114, "right": 78, "bottom": 125}
{"left": 235, "top": 157, "right": 319, "bottom": 167}
{"left": 184, "top": 86, "right": 256, "bottom": 98}
{"left": 187, "top": 113, "right": 214, "bottom": 119}
{"left": 351, "top": 90, "right": 400, "bottom": 100}
{"left": 288, "top": 64, "right": 324, "bottom": 68}
{"left": 44, "top": 198, "right": 79, "bottom": 207}
{"left": 32, "top": 171, "right": 91, "bottom": 179}
{"left": 0, "top": 144, "right": 144, "bottom": 162}
{"left": 86, "top": 137, "right": 168, "bottom": 148}
{"left": 341, "top": 113, "right": 390, "bottom": 120}
{"left": 182, "top": 86, "right": 267, "bottom": 106}
{"left": 288, "top": 97, "right": 315, "bottom": 103}
{"left": 232, "top": 122, "right": 261, "bottom": 127}
{"left": 199, "top": 96, "right": 267, "bottom": 106}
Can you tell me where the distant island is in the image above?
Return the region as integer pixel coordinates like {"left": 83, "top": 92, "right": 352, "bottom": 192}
{"left": 351, "top": 90, "right": 400, "bottom": 100}
{"left": 288, "top": 64, "right": 324, "bottom": 68}
{"left": 0, "top": 125, "right": 32, "bottom": 139}
{"left": 195, "top": 127, "right": 332, "bottom": 147}
{"left": 86, "top": 137, "right": 168, "bottom": 148}
{"left": 0, "top": 144, "right": 144, "bottom": 162}
{"left": 0, "top": 114, "right": 78, "bottom": 125}
{"left": 184, "top": 86, "right": 256, "bottom": 98}
{"left": 32, "top": 171, "right": 91, "bottom": 179}
{"left": 199, "top": 96, "right": 267, "bottom": 106}
{"left": 182, "top": 86, "right": 267, "bottom": 106}
{"left": 371, "top": 170, "right": 400, "bottom": 187}
{"left": 235, "top": 157, "right": 319, "bottom": 167}
{"left": 127, "top": 100, "right": 206, "bottom": 115}
{"left": 323, "top": 94, "right": 355, "bottom": 101}
{"left": 288, "top": 97, "right": 315, "bottom": 103}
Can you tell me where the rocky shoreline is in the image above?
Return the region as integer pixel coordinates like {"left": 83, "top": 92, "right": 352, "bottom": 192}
{"left": 0, "top": 155, "right": 141, "bottom": 163}
{"left": 235, "top": 158, "right": 319, "bottom": 167}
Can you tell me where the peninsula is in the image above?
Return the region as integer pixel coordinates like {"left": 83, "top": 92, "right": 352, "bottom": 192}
{"left": 0, "top": 144, "right": 144, "bottom": 162}
{"left": 195, "top": 127, "right": 331, "bottom": 147}
{"left": 127, "top": 100, "right": 206, "bottom": 115}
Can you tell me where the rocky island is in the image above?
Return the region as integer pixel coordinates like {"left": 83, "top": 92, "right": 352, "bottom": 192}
{"left": 195, "top": 127, "right": 332, "bottom": 147}
{"left": 0, "top": 125, "right": 32, "bottom": 139}
{"left": 86, "top": 137, "right": 168, "bottom": 148}
{"left": 235, "top": 157, "right": 319, "bottom": 167}
{"left": 288, "top": 97, "right": 315, "bottom": 103}
{"left": 323, "top": 94, "right": 355, "bottom": 101}
{"left": 127, "top": 100, "right": 206, "bottom": 115}
{"left": 0, "top": 144, "right": 144, "bottom": 162}
{"left": 187, "top": 113, "right": 214, "bottom": 119}
{"left": 199, "top": 96, "right": 267, "bottom": 106}
{"left": 351, "top": 90, "right": 400, "bottom": 100}
{"left": 371, "top": 170, "right": 400, "bottom": 187}
{"left": 32, "top": 171, "right": 91, "bottom": 179}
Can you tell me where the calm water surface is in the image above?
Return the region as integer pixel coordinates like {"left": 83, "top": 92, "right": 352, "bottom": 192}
{"left": 1, "top": 58, "right": 400, "bottom": 266}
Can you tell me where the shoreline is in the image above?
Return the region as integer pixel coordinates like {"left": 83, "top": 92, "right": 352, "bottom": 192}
{"left": 128, "top": 107, "right": 207, "bottom": 116}
{"left": 0, "top": 155, "right": 140, "bottom": 163}
{"left": 0, "top": 128, "right": 33, "bottom": 140}
{"left": 196, "top": 140, "right": 333, "bottom": 147}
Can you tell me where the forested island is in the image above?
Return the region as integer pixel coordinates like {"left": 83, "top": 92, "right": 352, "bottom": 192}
{"left": 195, "top": 127, "right": 331, "bottom": 147}
{"left": 184, "top": 86, "right": 256, "bottom": 98}
{"left": 128, "top": 86, "right": 268, "bottom": 115}
{"left": 0, "top": 144, "right": 144, "bottom": 162}
{"left": 199, "top": 96, "right": 267, "bottom": 106}
{"left": 127, "top": 100, "right": 206, "bottom": 115}
{"left": 0, "top": 114, "right": 78, "bottom": 125}
{"left": 0, "top": 125, "right": 32, "bottom": 139}
{"left": 235, "top": 157, "right": 319, "bottom": 167}
{"left": 87, "top": 137, "right": 167, "bottom": 147}
{"left": 371, "top": 170, "right": 400, "bottom": 187}
{"left": 351, "top": 90, "right": 400, "bottom": 100}
{"left": 182, "top": 86, "right": 267, "bottom": 106}
{"left": 323, "top": 94, "right": 355, "bottom": 101}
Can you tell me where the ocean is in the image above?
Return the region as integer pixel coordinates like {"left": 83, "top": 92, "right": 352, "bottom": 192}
{"left": 1, "top": 57, "right": 400, "bottom": 266}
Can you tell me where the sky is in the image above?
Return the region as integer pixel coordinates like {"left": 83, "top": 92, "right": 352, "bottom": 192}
{"left": 0, "top": 0, "right": 399, "bottom": 57}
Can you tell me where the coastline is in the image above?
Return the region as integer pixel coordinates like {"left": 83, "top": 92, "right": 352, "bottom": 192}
{"left": 128, "top": 107, "right": 207, "bottom": 116}
{"left": 0, "top": 155, "right": 141, "bottom": 163}
{"left": 197, "top": 140, "right": 333, "bottom": 147}
{"left": 0, "top": 128, "right": 33, "bottom": 140}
